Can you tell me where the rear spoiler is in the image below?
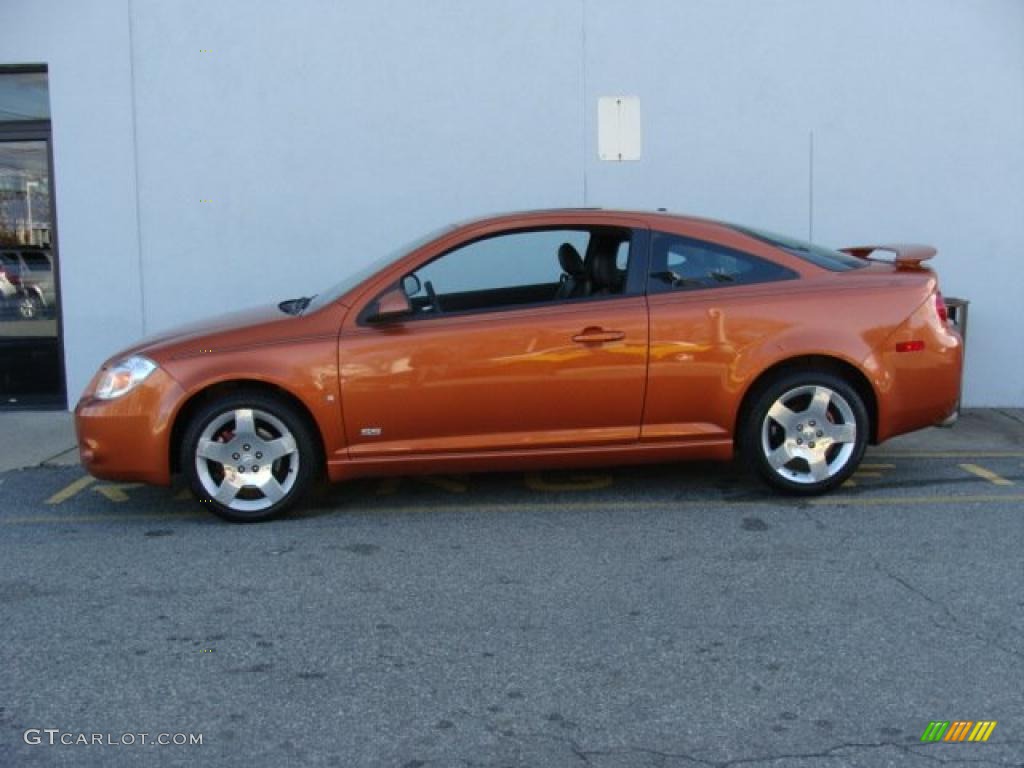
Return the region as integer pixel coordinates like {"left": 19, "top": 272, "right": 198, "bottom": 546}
{"left": 838, "top": 243, "right": 936, "bottom": 268}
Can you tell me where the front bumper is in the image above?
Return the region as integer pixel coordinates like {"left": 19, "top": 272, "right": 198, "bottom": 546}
{"left": 74, "top": 368, "right": 186, "bottom": 486}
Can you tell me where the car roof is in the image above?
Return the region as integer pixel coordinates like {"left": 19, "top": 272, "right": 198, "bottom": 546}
{"left": 454, "top": 208, "right": 730, "bottom": 230}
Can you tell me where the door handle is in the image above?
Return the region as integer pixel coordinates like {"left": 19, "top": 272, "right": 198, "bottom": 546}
{"left": 572, "top": 327, "right": 625, "bottom": 344}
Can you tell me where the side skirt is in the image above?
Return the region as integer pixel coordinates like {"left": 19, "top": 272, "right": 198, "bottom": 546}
{"left": 326, "top": 439, "right": 734, "bottom": 482}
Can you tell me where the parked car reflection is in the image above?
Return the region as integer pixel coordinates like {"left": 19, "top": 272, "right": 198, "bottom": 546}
{"left": 0, "top": 247, "right": 55, "bottom": 320}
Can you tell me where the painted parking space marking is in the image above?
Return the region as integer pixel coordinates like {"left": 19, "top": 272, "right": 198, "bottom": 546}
{"left": 375, "top": 475, "right": 469, "bottom": 495}
{"left": 11, "top": 454, "right": 1024, "bottom": 527}
{"left": 357, "top": 496, "right": 1024, "bottom": 515}
{"left": 5, "top": 493, "right": 1024, "bottom": 526}
{"left": 524, "top": 471, "right": 614, "bottom": 492}
{"left": 45, "top": 475, "right": 96, "bottom": 505}
{"left": 959, "top": 463, "right": 1014, "bottom": 486}
{"left": 843, "top": 463, "right": 892, "bottom": 487}
{"left": 3, "top": 511, "right": 204, "bottom": 525}
{"left": 92, "top": 482, "right": 143, "bottom": 502}
{"left": 871, "top": 451, "right": 1024, "bottom": 459}
{"left": 808, "top": 493, "right": 1024, "bottom": 506}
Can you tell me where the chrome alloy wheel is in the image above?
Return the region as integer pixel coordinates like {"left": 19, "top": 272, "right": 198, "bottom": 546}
{"left": 194, "top": 408, "right": 299, "bottom": 512}
{"left": 759, "top": 385, "right": 857, "bottom": 485}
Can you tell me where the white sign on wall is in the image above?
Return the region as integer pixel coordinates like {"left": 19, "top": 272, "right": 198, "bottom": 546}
{"left": 597, "top": 96, "right": 642, "bottom": 161}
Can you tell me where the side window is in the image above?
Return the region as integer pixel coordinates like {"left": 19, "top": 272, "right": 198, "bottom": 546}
{"left": 404, "top": 227, "right": 632, "bottom": 317}
{"left": 21, "top": 251, "right": 51, "bottom": 273}
{"left": 648, "top": 232, "right": 796, "bottom": 293}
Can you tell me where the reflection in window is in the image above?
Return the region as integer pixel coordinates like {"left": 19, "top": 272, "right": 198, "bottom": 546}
{"left": 0, "top": 141, "right": 55, "bottom": 326}
{"left": 0, "top": 142, "right": 51, "bottom": 247}
{"left": 0, "top": 70, "right": 50, "bottom": 121}
{"left": 648, "top": 232, "right": 797, "bottom": 292}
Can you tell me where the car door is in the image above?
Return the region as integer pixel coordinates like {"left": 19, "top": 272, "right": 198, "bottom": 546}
{"left": 339, "top": 224, "right": 650, "bottom": 458}
{"left": 642, "top": 229, "right": 800, "bottom": 440}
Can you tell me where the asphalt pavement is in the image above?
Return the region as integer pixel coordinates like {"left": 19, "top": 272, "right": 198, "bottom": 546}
{"left": 1, "top": 415, "right": 1022, "bottom": 767}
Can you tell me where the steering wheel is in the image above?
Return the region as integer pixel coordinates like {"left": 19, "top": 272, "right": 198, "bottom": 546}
{"left": 424, "top": 280, "right": 442, "bottom": 314}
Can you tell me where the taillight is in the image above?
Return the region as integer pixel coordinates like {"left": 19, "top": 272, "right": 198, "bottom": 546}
{"left": 935, "top": 291, "right": 948, "bottom": 324}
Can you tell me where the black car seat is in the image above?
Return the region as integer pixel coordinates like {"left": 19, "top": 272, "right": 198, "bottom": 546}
{"left": 588, "top": 248, "right": 624, "bottom": 296}
{"left": 556, "top": 243, "right": 588, "bottom": 299}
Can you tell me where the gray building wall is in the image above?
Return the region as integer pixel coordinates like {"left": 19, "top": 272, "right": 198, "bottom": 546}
{"left": 2, "top": 0, "right": 1022, "bottom": 406}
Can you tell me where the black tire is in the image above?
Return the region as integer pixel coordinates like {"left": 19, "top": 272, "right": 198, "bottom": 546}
{"left": 181, "top": 391, "right": 320, "bottom": 522}
{"left": 17, "top": 292, "right": 41, "bottom": 320}
{"left": 741, "top": 371, "right": 868, "bottom": 495}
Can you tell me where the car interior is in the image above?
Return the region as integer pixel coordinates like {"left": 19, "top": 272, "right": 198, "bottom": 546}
{"left": 405, "top": 228, "right": 632, "bottom": 317}
{"left": 648, "top": 233, "right": 796, "bottom": 291}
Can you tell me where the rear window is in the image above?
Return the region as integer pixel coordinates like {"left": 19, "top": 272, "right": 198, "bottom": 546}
{"left": 732, "top": 226, "right": 866, "bottom": 272}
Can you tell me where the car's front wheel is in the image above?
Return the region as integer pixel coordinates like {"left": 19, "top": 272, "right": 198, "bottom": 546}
{"left": 181, "top": 392, "right": 319, "bottom": 522}
{"left": 743, "top": 372, "right": 868, "bottom": 495}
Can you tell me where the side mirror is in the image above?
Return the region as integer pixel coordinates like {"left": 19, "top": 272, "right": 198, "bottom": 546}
{"left": 370, "top": 287, "right": 412, "bottom": 323}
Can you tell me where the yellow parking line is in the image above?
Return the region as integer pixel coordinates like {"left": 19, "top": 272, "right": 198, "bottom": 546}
{"left": 45, "top": 475, "right": 96, "bottom": 505}
{"left": 859, "top": 464, "right": 895, "bottom": 470}
{"left": 7, "top": 494, "right": 1024, "bottom": 527}
{"left": 375, "top": 476, "right": 469, "bottom": 495}
{"left": 524, "top": 472, "right": 613, "bottom": 492}
{"left": 809, "top": 494, "right": 1024, "bottom": 506}
{"left": 871, "top": 451, "right": 1024, "bottom": 458}
{"left": 354, "top": 494, "right": 1024, "bottom": 513}
{"left": 421, "top": 475, "right": 469, "bottom": 493}
{"left": 959, "top": 464, "right": 1014, "bottom": 486}
{"left": 3, "top": 511, "right": 203, "bottom": 525}
{"left": 92, "top": 483, "right": 143, "bottom": 502}
{"left": 853, "top": 471, "right": 882, "bottom": 478}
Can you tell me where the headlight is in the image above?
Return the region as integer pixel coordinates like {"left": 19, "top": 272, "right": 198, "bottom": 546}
{"left": 94, "top": 356, "right": 159, "bottom": 400}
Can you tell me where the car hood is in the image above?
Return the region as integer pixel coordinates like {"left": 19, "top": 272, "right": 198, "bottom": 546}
{"left": 108, "top": 303, "right": 341, "bottom": 366}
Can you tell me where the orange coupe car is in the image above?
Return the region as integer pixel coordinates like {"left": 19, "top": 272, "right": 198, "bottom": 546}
{"left": 75, "top": 210, "right": 962, "bottom": 521}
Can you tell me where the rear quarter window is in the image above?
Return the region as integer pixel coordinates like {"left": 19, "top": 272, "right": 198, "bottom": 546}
{"left": 648, "top": 232, "right": 797, "bottom": 293}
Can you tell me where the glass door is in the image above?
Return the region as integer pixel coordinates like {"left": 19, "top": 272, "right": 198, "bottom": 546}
{"left": 0, "top": 137, "right": 64, "bottom": 405}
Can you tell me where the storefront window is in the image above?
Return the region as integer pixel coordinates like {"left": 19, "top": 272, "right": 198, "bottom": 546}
{"left": 0, "top": 70, "right": 50, "bottom": 121}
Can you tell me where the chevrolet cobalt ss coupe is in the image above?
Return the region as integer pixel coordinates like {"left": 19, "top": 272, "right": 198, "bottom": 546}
{"left": 76, "top": 210, "right": 962, "bottom": 521}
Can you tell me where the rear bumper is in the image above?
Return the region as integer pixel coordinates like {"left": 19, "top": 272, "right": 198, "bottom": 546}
{"left": 74, "top": 369, "right": 184, "bottom": 486}
{"left": 873, "top": 310, "right": 963, "bottom": 442}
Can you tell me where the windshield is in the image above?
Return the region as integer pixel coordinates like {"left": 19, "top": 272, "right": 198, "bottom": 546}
{"left": 304, "top": 225, "right": 453, "bottom": 312}
{"left": 732, "top": 225, "right": 866, "bottom": 272}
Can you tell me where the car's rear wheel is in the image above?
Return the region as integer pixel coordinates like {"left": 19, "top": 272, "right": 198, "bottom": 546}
{"left": 743, "top": 372, "right": 867, "bottom": 495}
{"left": 17, "top": 292, "right": 41, "bottom": 320}
{"left": 181, "top": 392, "right": 318, "bottom": 522}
